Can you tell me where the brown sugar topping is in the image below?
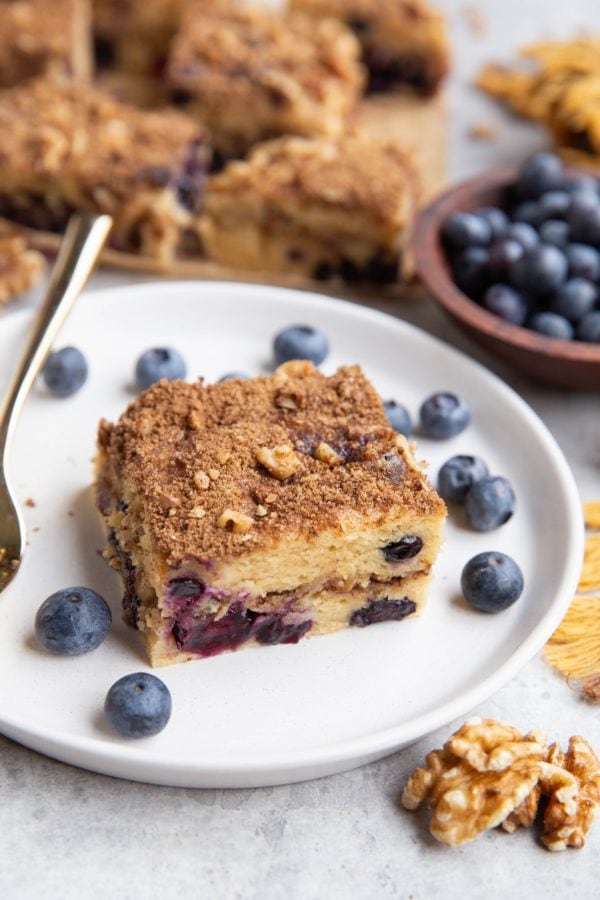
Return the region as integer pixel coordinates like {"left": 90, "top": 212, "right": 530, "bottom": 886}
{"left": 99, "top": 363, "right": 445, "bottom": 567}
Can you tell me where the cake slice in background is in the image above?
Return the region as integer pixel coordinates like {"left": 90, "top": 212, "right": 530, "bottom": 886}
{"left": 0, "top": 0, "right": 92, "bottom": 86}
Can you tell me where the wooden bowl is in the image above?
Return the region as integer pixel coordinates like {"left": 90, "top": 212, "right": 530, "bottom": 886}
{"left": 412, "top": 167, "right": 600, "bottom": 390}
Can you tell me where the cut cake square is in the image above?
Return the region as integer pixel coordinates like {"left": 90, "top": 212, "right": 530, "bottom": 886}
{"left": 199, "top": 134, "right": 417, "bottom": 285}
{"left": 95, "top": 360, "right": 446, "bottom": 667}
{"left": 291, "top": 0, "right": 449, "bottom": 94}
{"left": 0, "top": 0, "right": 92, "bottom": 87}
{"left": 0, "top": 79, "right": 211, "bottom": 264}
{"left": 167, "top": 0, "right": 365, "bottom": 156}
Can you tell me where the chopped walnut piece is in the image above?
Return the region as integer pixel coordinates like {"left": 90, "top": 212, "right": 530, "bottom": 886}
{"left": 255, "top": 444, "right": 303, "bottom": 480}
{"left": 542, "top": 737, "right": 600, "bottom": 851}
{"left": 193, "top": 470, "right": 210, "bottom": 490}
{"left": 208, "top": 468, "right": 220, "bottom": 481}
{"left": 314, "top": 441, "right": 344, "bottom": 466}
{"left": 216, "top": 450, "right": 231, "bottom": 464}
{"left": 255, "top": 504, "right": 268, "bottom": 517}
{"left": 187, "top": 506, "right": 206, "bottom": 519}
{"left": 274, "top": 387, "right": 302, "bottom": 411}
{"left": 217, "top": 509, "right": 254, "bottom": 533}
{"left": 273, "top": 360, "right": 317, "bottom": 382}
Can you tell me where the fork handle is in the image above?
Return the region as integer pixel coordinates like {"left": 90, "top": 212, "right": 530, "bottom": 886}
{"left": 0, "top": 214, "right": 112, "bottom": 464}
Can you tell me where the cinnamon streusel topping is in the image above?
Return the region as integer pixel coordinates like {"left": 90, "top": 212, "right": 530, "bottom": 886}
{"left": 98, "top": 364, "right": 444, "bottom": 566}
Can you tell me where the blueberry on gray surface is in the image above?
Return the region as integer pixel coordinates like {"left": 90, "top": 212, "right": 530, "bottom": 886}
{"left": 515, "top": 152, "right": 564, "bottom": 200}
{"left": 419, "top": 392, "right": 471, "bottom": 439}
{"left": 437, "top": 455, "right": 489, "bottom": 504}
{"left": 483, "top": 284, "right": 528, "bottom": 325}
{"left": 488, "top": 239, "right": 524, "bottom": 281}
{"left": 382, "top": 536, "right": 423, "bottom": 562}
{"left": 104, "top": 673, "right": 172, "bottom": 738}
{"left": 538, "top": 219, "right": 570, "bottom": 248}
{"left": 577, "top": 311, "right": 600, "bottom": 343}
{"left": 135, "top": 347, "right": 187, "bottom": 391}
{"left": 273, "top": 324, "right": 329, "bottom": 366}
{"left": 508, "top": 244, "right": 568, "bottom": 296}
{"left": 218, "top": 371, "right": 250, "bottom": 382}
{"left": 42, "top": 347, "right": 88, "bottom": 398}
{"left": 505, "top": 222, "right": 539, "bottom": 251}
{"left": 383, "top": 400, "right": 412, "bottom": 436}
{"left": 566, "top": 243, "right": 600, "bottom": 282}
{"left": 35, "top": 587, "right": 111, "bottom": 655}
{"left": 475, "top": 206, "right": 509, "bottom": 239}
{"left": 441, "top": 211, "right": 492, "bottom": 250}
{"left": 530, "top": 311, "right": 574, "bottom": 341}
{"left": 549, "top": 278, "right": 597, "bottom": 321}
{"left": 461, "top": 552, "right": 524, "bottom": 613}
{"left": 465, "top": 475, "right": 516, "bottom": 532}
{"left": 452, "top": 246, "right": 489, "bottom": 297}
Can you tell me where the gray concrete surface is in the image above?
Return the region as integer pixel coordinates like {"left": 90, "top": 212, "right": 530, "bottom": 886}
{"left": 1, "top": 2, "right": 600, "bottom": 897}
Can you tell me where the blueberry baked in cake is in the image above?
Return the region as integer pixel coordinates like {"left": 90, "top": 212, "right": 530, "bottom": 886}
{"left": 167, "top": 0, "right": 365, "bottom": 156}
{"left": 0, "top": 0, "right": 92, "bottom": 87}
{"left": 291, "top": 0, "right": 449, "bottom": 94}
{"left": 96, "top": 361, "right": 446, "bottom": 667}
{"left": 200, "top": 134, "right": 417, "bottom": 285}
{"left": 0, "top": 79, "right": 211, "bottom": 265}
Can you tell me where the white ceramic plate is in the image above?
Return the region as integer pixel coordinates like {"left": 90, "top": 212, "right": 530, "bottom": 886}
{"left": 0, "top": 282, "right": 583, "bottom": 787}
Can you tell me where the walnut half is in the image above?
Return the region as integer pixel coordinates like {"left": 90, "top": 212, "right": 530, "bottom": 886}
{"left": 401, "top": 717, "right": 600, "bottom": 852}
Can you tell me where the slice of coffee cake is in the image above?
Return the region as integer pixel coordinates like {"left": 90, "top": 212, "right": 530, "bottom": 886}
{"left": 291, "top": 0, "right": 449, "bottom": 94}
{"left": 200, "top": 134, "right": 417, "bottom": 285}
{"left": 0, "top": 79, "right": 211, "bottom": 264}
{"left": 167, "top": 1, "right": 364, "bottom": 156}
{"left": 96, "top": 361, "right": 446, "bottom": 667}
{"left": 0, "top": 0, "right": 92, "bottom": 87}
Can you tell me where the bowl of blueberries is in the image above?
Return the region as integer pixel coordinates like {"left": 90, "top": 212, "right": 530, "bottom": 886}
{"left": 413, "top": 151, "right": 600, "bottom": 390}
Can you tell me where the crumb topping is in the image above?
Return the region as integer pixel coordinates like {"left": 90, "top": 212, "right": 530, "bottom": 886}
{"left": 205, "top": 134, "right": 416, "bottom": 226}
{"left": 293, "top": 0, "right": 443, "bottom": 30}
{"left": 168, "top": 2, "right": 364, "bottom": 106}
{"left": 0, "top": 78, "right": 207, "bottom": 197}
{"left": 98, "top": 363, "right": 445, "bottom": 566}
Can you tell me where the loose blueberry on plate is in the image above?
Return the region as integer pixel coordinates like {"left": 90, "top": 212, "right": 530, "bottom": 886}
{"left": 35, "top": 587, "right": 111, "bottom": 655}
{"left": 437, "top": 455, "right": 489, "bottom": 504}
{"left": 530, "top": 311, "right": 574, "bottom": 341}
{"left": 135, "top": 347, "right": 187, "bottom": 391}
{"left": 104, "top": 672, "right": 172, "bottom": 739}
{"left": 577, "top": 311, "right": 600, "bottom": 343}
{"left": 218, "top": 371, "right": 249, "bottom": 382}
{"left": 42, "top": 347, "right": 88, "bottom": 397}
{"left": 461, "top": 551, "right": 524, "bottom": 613}
{"left": 383, "top": 400, "right": 412, "bottom": 436}
{"left": 465, "top": 475, "right": 516, "bottom": 531}
{"left": 273, "top": 324, "right": 329, "bottom": 366}
{"left": 548, "top": 278, "right": 597, "bottom": 322}
{"left": 483, "top": 284, "right": 528, "bottom": 325}
{"left": 419, "top": 392, "right": 471, "bottom": 439}
{"left": 441, "top": 211, "right": 492, "bottom": 250}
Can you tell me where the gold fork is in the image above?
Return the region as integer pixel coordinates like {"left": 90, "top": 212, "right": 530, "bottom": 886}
{"left": 0, "top": 213, "right": 112, "bottom": 593}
